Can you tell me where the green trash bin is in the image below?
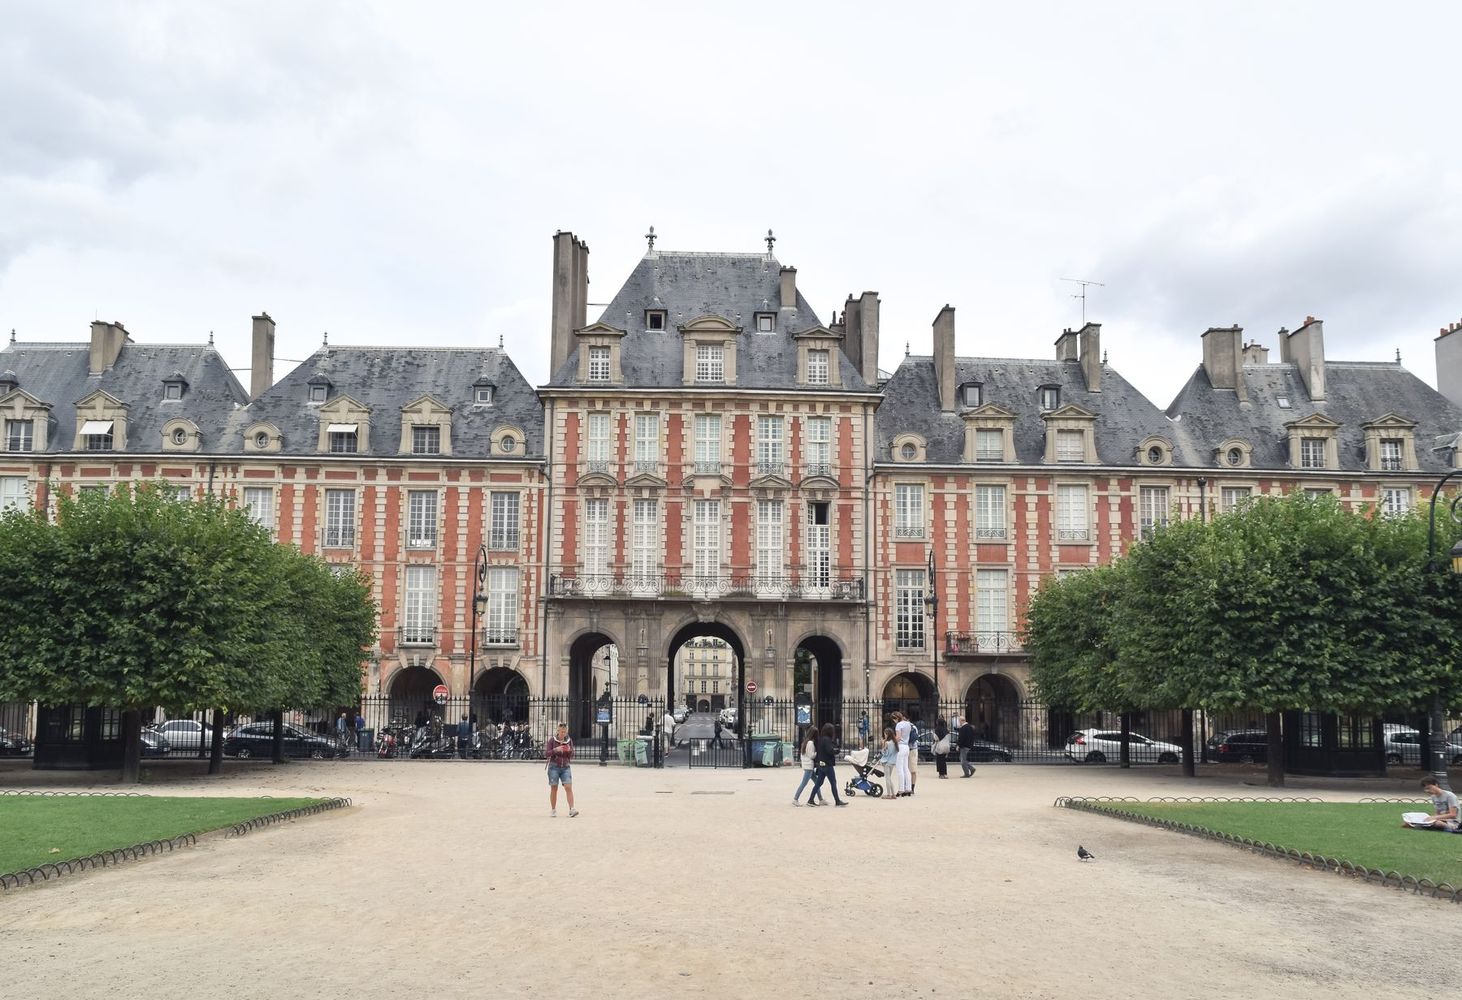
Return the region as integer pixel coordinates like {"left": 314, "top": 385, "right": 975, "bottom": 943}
{"left": 751, "top": 734, "right": 781, "bottom": 767}
{"left": 634, "top": 735, "right": 652, "bottom": 766}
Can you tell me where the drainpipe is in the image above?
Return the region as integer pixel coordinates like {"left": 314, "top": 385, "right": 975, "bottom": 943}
{"left": 540, "top": 398, "right": 554, "bottom": 699}
{"left": 863, "top": 407, "right": 873, "bottom": 704}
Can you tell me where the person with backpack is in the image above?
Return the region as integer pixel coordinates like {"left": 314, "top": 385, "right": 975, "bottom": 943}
{"left": 807, "top": 722, "right": 847, "bottom": 807}
{"left": 932, "top": 716, "right": 951, "bottom": 778}
{"left": 906, "top": 717, "right": 921, "bottom": 795}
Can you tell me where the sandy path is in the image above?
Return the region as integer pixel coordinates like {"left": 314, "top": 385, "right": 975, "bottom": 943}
{"left": 0, "top": 761, "right": 1431, "bottom": 999}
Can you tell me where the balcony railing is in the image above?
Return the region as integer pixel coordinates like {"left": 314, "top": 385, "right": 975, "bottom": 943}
{"left": 489, "top": 530, "right": 520, "bottom": 551}
{"left": 1055, "top": 528, "right": 1089, "bottom": 542}
{"left": 633, "top": 459, "right": 660, "bottom": 477}
{"left": 585, "top": 458, "right": 612, "bottom": 475}
{"left": 753, "top": 460, "right": 786, "bottom": 479}
{"left": 406, "top": 534, "right": 438, "bottom": 549}
{"left": 893, "top": 525, "right": 925, "bottom": 540}
{"left": 804, "top": 463, "right": 834, "bottom": 479}
{"left": 549, "top": 572, "right": 865, "bottom": 602}
{"left": 483, "top": 626, "right": 519, "bottom": 646}
{"left": 944, "top": 630, "right": 1021, "bottom": 656}
{"left": 974, "top": 526, "right": 1006, "bottom": 540}
{"left": 693, "top": 460, "right": 722, "bottom": 476}
{"left": 400, "top": 626, "right": 436, "bottom": 646}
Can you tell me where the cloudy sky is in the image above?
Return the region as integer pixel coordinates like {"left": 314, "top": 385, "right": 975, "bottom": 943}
{"left": 3, "top": 1, "right": 1460, "bottom": 405}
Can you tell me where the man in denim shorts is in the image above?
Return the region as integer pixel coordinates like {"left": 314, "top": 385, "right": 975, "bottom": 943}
{"left": 546, "top": 722, "right": 578, "bottom": 818}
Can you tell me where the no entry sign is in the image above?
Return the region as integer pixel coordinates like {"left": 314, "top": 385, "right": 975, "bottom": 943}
{"left": 745, "top": 680, "right": 758, "bottom": 694}
{"left": 432, "top": 684, "right": 450, "bottom": 705}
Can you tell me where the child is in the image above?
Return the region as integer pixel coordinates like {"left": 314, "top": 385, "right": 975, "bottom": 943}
{"left": 879, "top": 727, "right": 898, "bottom": 800}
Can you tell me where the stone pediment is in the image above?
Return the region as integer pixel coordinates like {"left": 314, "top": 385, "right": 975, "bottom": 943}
{"left": 793, "top": 325, "right": 843, "bottom": 342}
{"left": 798, "top": 471, "right": 840, "bottom": 490}
{"left": 1363, "top": 412, "right": 1416, "bottom": 430}
{"left": 678, "top": 315, "right": 741, "bottom": 336}
{"left": 402, "top": 394, "right": 453, "bottom": 417}
{"left": 1043, "top": 403, "right": 1096, "bottom": 421}
{"left": 577, "top": 471, "right": 619, "bottom": 488}
{"left": 1285, "top": 412, "right": 1341, "bottom": 431}
{"left": 964, "top": 403, "right": 1017, "bottom": 421}
{"left": 624, "top": 471, "right": 667, "bottom": 488}
{"left": 319, "top": 394, "right": 370, "bottom": 418}
{"left": 0, "top": 387, "right": 51, "bottom": 410}
{"left": 75, "top": 388, "right": 126, "bottom": 410}
{"left": 578, "top": 321, "right": 626, "bottom": 338}
{"left": 748, "top": 472, "right": 793, "bottom": 491}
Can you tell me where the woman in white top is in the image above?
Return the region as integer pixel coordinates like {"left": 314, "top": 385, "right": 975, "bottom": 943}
{"left": 892, "top": 712, "right": 913, "bottom": 797}
{"left": 792, "top": 723, "right": 823, "bottom": 805}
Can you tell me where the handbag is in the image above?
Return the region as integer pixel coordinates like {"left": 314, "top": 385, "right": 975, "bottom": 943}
{"left": 932, "top": 736, "right": 951, "bottom": 756}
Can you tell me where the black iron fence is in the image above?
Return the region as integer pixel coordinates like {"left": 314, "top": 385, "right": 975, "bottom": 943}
{"left": 0, "top": 702, "right": 34, "bottom": 757}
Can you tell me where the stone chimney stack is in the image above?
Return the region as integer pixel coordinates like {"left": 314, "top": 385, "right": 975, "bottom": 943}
{"left": 550, "top": 231, "right": 588, "bottom": 377}
{"left": 1201, "top": 326, "right": 1246, "bottom": 403}
{"left": 1243, "top": 340, "right": 1270, "bottom": 366}
{"left": 250, "top": 313, "right": 276, "bottom": 399}
{"left": 840, "top": 295, "right": 862, "bottom": 373}
{"left": 88, "top": 320, "right": 129, "bottom": 375}
{"left": 1055, "top": 329, "right": 1079, "bottom": 362}
{"left": 1286, "top": 317, "right": 1326, "bottom": 401}
{"left": 932, "top": 305, "right": 956, "bottom": 412}
{"left": 1078, "top": 321, "right": 1102, "bottom": 393}
{"left": 779, "top": 267, "right": 797, "bottom": 311}
{"left": 858, "top": 291, "right": 880, "bottom": 385}
{"left": 1436, "top": 318, "right": 1462, "bottom": 410}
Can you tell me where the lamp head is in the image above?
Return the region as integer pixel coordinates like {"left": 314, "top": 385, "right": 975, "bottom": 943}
{"left": 1451, "top": 539, "right": 1462, "bottom": 576}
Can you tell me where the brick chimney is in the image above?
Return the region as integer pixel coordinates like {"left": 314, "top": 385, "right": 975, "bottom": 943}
{"left": 1055, "top": 329, "right": 1079, "bottom": 362}
{"left": 1436, "top": 318, "right": 1462, "bottom": 410}
{"left": 88, "top": 320, "right": 129, "bottom": 375}
{"left": 1286, "top": 317, "right": 1326, "bottom": 401}
{"left": 250, "top": 313, "right": 276, "bottom": 399}
{"left": 1078, "top": 322, "right": 1101, "bottom": 393}
{"left": 932, "top": 305, "right": 956, "bottom": 412}
{"left": 779, "top": 267, "right": 797, "bottom": 311}
{"left": 550, "top": 231, "right": 589, "bottom": 377}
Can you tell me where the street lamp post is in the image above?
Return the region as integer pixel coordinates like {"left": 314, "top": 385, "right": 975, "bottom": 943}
{"left": 467, "top": 544, "right": 489, "bottom": 731}
{"left": 1424, "top": 471, "right": 1462, "bottom": 791}
{"left": 925, "top": 550, "right": 939, "bottom": 719}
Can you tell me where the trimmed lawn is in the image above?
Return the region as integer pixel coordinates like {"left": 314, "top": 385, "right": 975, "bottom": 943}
{"left": 0, "top": 796, "right": 323, "bottom": 873}
{"left": 1108, "top": 800, "right": 1462, "bottom": 886}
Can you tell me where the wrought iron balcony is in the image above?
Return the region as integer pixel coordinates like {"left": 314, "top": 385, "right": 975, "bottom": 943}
{"left": 974, "top": 526, "right": 1006, "bottom": 540}
{"left": 633, "top": 459, "right": 660, "bottom": 477}
{"left": 399, "top": 626, "right": 437, "bottom": 647}
{"left": 893, "top": 525, "right": 925, "bottom": 540}
{"left": 585, "top": 458, "right": 613, "bottom": 475}
{"left": 753, "top": 460, "right": 786, "bottom": 479}
{"left": 1055, "top": 528, "right": 1089, "bottom": 542}
{"left": 482, "top": 626, "right": 519, "bottom": 646}
{"left": 693, "top": 460, "right": 722, "bottom": 476}
{"left": 944, "top": 630, "right": 1021, "bottom": 656}
{"left": 549, "top": 572, "right": 865, "bottom": 602}
{"left": 804, "top": 462, "right": 834, "bottom": 479}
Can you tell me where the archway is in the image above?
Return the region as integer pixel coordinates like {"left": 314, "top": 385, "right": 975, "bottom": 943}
{"left": 797, "top": 635, "right": 844, "bottom": 732}
{"left": 567, "top": 632, "right": 617, "bottom": 739}
{"left": 965, "top": 673, "right": 1021, "bottom": 745}
{"left": 474, "top": 667, "right": 530, "bottom": 725}
{"left": 387, "top": 665, "right": 445, "bottom": 725}
{"left": 882, "top": 672, "right": 934, "bottom": 729}
{"left": 665, "top": 620, "right": 746, "bottom": 738}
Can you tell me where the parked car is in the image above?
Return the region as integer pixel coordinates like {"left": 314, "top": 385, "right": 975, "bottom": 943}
{"left": 0, "top": 726, "right": 33, "bottom": 756}
{"left": 718, "top": 707, "right": 738, "bottom": 729}
{"left": 1382, "top": 725, "right": 1462, "bottom": 766}
{"left": 672, "top": 705, "right": 691, "bottom": 724}
{"left": 148, "top": 718, "right": 214, "bottom": 751}
{"left": 139, "top": 731, "right": 171, "bottom": 758}
{"left": 915, "top": 730, "right": 1014, "bottom": 763}
{"left": 1204, "top": 729, "right": 1269, "bottom": 764}
{"left": 1066, "top": 729, "right": 1182, "bottom": 764}
{"left": 223, "top": 722, "right": 349, "bottom": 759}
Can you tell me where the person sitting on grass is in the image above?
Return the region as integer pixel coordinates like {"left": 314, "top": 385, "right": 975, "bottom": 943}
{"left": 1404, "top": 776, "right": 1459, "bottom": 832}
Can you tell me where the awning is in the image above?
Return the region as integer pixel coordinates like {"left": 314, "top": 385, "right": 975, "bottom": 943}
{"left": 326, "top": 423, "right": 358, "bottom": 434}
{"left": 79, "top": 420, "right": 114, "bottom": 435}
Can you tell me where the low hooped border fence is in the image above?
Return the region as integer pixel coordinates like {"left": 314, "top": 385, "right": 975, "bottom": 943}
{"left": 1056, "top": 795, "right": 1462, "bottom": 904}
{"left": 0, "top": 792, "right": 353, "bottom": 893}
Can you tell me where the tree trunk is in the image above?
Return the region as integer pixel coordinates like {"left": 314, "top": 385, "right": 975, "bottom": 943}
{"left": 1428, "top": 695, "right": 1452, "bottom": 792}
{"left": 1180, "top": 708, "right": 1196, "bottom": 778}
{"left": 1265, "top": 712, "right": 1285, "bottom": 787}
{"left": 271, "top": 709, "right": 286, "bottom": 764}
{"left": 1119, "top": 712, "right": 1131, "bottom": 768}
{"left": 208, "top": 706, "right": 225, "bottom": 775}
{"left": 120, "top": 709, "right": 142, "bottom": 783}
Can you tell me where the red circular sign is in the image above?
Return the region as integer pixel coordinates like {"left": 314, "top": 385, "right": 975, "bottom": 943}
{"left": 745, "top": 680, "right": 758, "bottom": 694}
{"left": 432, "top": 684, "right": 450, "bottom": 705}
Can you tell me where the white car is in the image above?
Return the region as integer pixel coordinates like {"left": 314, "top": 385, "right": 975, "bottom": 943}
{"left": 1066, "top": 728, "right": 1182, "bottom": 764}
{"left": 149, "top": 718, "right": 214, "bottom": 751}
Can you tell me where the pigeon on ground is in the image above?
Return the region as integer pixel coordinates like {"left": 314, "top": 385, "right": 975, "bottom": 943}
{"left": 1077, "top": 845, "right": 1095, "bottom": 861}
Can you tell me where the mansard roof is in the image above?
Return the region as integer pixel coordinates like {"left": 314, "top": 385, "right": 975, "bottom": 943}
{"left": 876, "top": 355, "right": 1181, "bottom": 466}
{"left": 1166, "top": 360, "right": 1462, "bottom": 472}
{"left": 547, "top": 250, "right": 871, "bottom": 392}
{"left": 234, "top": 346, "right": 544, "bottom": 458}
{"left": 0, "top": 340, "right": 248, "bottom": 453}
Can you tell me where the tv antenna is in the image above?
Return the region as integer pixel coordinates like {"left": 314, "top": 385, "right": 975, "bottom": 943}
{"left": 1060, "top": 278, "right": 1104, "bottom": 324}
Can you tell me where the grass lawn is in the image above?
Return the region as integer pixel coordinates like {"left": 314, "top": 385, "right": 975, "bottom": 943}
{"left": 1106, "top": 800, "right": 1462, "bottom": 886}
{"left": 0, "top": 796, "right": 324, "bottom": 873}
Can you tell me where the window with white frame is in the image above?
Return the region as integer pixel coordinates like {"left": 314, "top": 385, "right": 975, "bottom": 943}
{"left": 1040, "top": 386, "right": 1060, "bottom": 410}
{"left": 756, "top": 314, "right": 774, "bottom": 333}
{"left": 755, "top": 415, "right": 784, "bottom": 476}
{"left": 755, "top": 499, "right": 784, "bottom": 582}
{"left": 807, "top": 349, "right": 830, "bottom": 385}
{"left": 588, "top": 346, "right": 611, "bottom": 382}
{"left": 1299, "top": 437, "right": 1326, "bottom": 469}
{"left": 85, "top": 429, "right": 113, "bottom": 451}
{"left": 402, "top": 566, "right": 436, "bottom": 644}
{"left": 693, "top": 499, "right": 720, "bottom": 586}
{"left": 1381, "top": 487, "right": 1412, "bottom": 517}
{"left": 895, "top": 569, "right": 926, "bottom": 650}
{"left": 1220, "top": 486, "right": 1251, "bottom": 513}
{"left": 975, "top": 485, "right": 1005, "bottom": 539}
{"left": 411, "top": 425, "right": 441, "bottom": 455}
{"left": 693, "top": 413, "right": 721, "bottom": 474}
{"left": 975, "top": 569, "right": 1008, "bottom": 639}
{"left": 1305, "top": 487, "right": 1333, "bottom": 499}
{"left": 170, "top": 485, "right": 192, "bottom": 502}
{"left": 328, "top": 429, "right": 358, "bottom": 454}
{"left": 894, "top": 483, "right": 925, "bottom": 539}
{"left": 1055, "top": 484, "right": 1089, "bottom": 541}
{"left": 586, "top": 411, "right": 611, "bottom": 471}
{"left": 1138, "top": 486, "right": 1169, "bottom": 537}
{"left": 583, "top": 498, "right": 609, "bottom": 581}
{"left": 695, "top": 343, "right": 725, "bottom": 383}
{"left": 805, "top": 416, "right": 831, "bottom": 477}
{"left": 634, "top": 413, "right": 659, "bottom": 475}
{"left": 963, "top": 384, "right": 982, "bottom": 408}
{"left": 406, "top": 490, "right": 437, "bottom": 548}
{"left": 1055, "top": 430, "right": 1084, "bottom": 462}
{"left": 489, "top": 492, "right": 519, "bottom": 550}
{"left": 806, "top": 501, "right": 830, "bottom": 589}
{"left": 1380, "top": 439, "right": 1403, "bottom": 472}
{"left": 5, "top": 419, "right": 33, "bottom": 452}
{"left": 324, "top": 489, "right": 356, "bottom": 548}
{"left": 630, "top": 498, "right": 658, "bottom": 585}
{"left": 485, "top": 567, "right": 518, "bottom": 644}
{"left": 243, "top": 486, "right": 274, "bottom": 529}
{"left": 975, "top": 429, "right": 1004, "bottom": 463}
{"left": 0, "top": 476, "right": 27, "bottom": 514}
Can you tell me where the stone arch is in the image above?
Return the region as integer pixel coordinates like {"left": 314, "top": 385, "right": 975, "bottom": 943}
{"left": 794, "top": 633, "right": 846, "bottom": 725}
{"left": 566, "top": 631, "right": 618, "bottom": 738}
{"left": 665, "top": 618, "right": 747, "bottom": 730}
{"left": 882, "top": 670, "right": 935, "bottom": 727}
{"left": 964, "top": 673, "right": 1024, "bottom": 745}
{"left": 385, "top": 665, "right": 445, "bottom": 725}
{"left": 474, "top": 667, "right": 530, "bottom": 724}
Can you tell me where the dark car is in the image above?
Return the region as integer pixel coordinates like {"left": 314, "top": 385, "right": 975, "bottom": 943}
{"left": 1205, "top": 729, "right": 1268, "bottom": 764}
{"left": 139, "top": 731, "right": 171, "bottom": 757}
{"left": 0, "top": 727, "right": 33, "bottom": 756}
{"left": 223, "top": 722, "right": 349, "bottom": 760}
{"left": 916, "top": 730, "right": 1015, "bottom": 763}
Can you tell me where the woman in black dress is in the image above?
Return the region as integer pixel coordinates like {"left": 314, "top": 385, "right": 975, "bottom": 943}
{"left": 933, "top": 716, "right": 950, "bottom": 779}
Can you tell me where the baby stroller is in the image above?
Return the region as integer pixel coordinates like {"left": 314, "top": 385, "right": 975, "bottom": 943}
{"left": 841, "top": 746, "right": 885, "bottom": 798}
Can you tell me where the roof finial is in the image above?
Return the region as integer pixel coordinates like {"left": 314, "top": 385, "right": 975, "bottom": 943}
{"left": 208, "top": 330, "right": 214, "bottom": 346}
{"left": 1102, "top": 349, "right": 1108, "bottom": 364}
{"left": 645, "top": 225, "right": 656, "bottom": 253}
{"left": 765, "top": 228, "right": 776, "bottom": 255}
{"left": 1396, "top": 347, "right": 1402, "bottom": 363}
{"left": 8, "top": 329, "right": 14, "bottom": 344}
{"left": 905, "top": 340, "right": 910, "bottom": 357}
{"left": 322, "top": 330, "right": 329, "bottom": 347}
{"left": 498, "top": 332, "right": 504, "bottom": 350}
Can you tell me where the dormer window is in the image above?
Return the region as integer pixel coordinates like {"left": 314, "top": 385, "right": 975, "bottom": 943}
{"left": 588, "top": 346, "right": 611, "bottom": 382}
{"left": 499, "top": 435, "right": 516, "bottom": 454}
{"left": 412, "top": 425, "right": 441, "bottom": 455}
{"left": 1380, "top": 439, "right": 1403, "bottom": 471}
{"left": 756, "top": 313, "right": 775, "bottom": 333}
{"left": 475, "top": 386, "right": 494, "bottom": 405}
{"left": 6, "top": 419, "right": 33, "bottom": 452}
{"left": 1227, "top": 447, "right": 1244, "bottom": 466}
{"left": 309, "top": 385, "right": 327, "bottom": 403}
{"left": 646, "top": 310, "right": 667, "bottom": 331}
{"left": 807, "top": 349, "right": 830, "bottom": 385}
{"left": 328, "top": 425, "right": 359, "bottom": 453}
{"left": 170, "top": 428, "right": 188, "bottom": 446}
{"left": 255, "top": 431, "right": 270, "bottom": 449}
{"left": 81, "top": 421, "right": 114, "bottom": 451}
{"left": 0, "top": 371, "right": 17, "bottom": 395}
{"left": 962, "top": 384, "right": 982, "bottom": 408}
{"left": 162, "top": 375, "right": 187, "bottom": 401}
{"left": 1299, "top": 438, "right": 1325, "bottom": 469}
{"left": 695, "top": 343, "right": 725, "bottom": 383}
{"left": 1039, "top": 386, "right": 1060, "bottom": 411}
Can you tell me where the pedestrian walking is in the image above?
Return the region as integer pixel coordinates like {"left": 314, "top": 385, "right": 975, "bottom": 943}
{"left": 906, "top": 717, "right": 920, "bottom": 795}
{"left": 892, "top": 712, "right": 912, "bottom": 797}
{"left": 808, "top": 722, "right": 847, "bottom": 807}
{"left": 857, "top": 711, "right": 870, "bottom": 744}
{"left": 792, "top": 724, "right": 822, "bottom": 805}
{"left": 878, "top": 728, "right": 898, "bottom": 800}
{"left": 545, "top": 722, "right": 578, "bottom": 818}
{"left": 662, "top": 707, "right": 677, "bottom": 756}
{"left": 711, "top": 716, "right": 725, "bottom": 749}
{"left": 456, "top": 713, "right": 472, "bottom": 759}
{"left": 933, "top": 717, "right": 951, "bottom": 778}
{"left": 956, "top": 715, "right": 978, "bottom": 777}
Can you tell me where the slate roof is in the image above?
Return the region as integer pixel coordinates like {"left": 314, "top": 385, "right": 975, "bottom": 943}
{"left": 875, "top": 356, "right": 1182, "bottom": 466}
{"left": 0, "top": 340, "right": 248, "bottom": 453}
{"left": 233, "top": 346, "right": 544, "bottom": 458}
{"left": 1166, "top": 360, "right": 1462, "bottom": 473}
{"left": 546, "top": 251, "right": 871, "bottom": 391}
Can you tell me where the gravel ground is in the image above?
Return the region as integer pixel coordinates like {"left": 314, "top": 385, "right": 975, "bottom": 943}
{"left": 0, "top": 759, "right": 1438, "bottom": 999}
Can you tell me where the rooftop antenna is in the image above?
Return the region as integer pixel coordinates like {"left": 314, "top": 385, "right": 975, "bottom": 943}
{"left": 765, "top": 229, "right": 776, "bottom": 256}
{"left": 1060, "top": 277, "right": 1105, "bottom": 325}
{"left": 645, "top": 225, "right": 656, "bottom": 253}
